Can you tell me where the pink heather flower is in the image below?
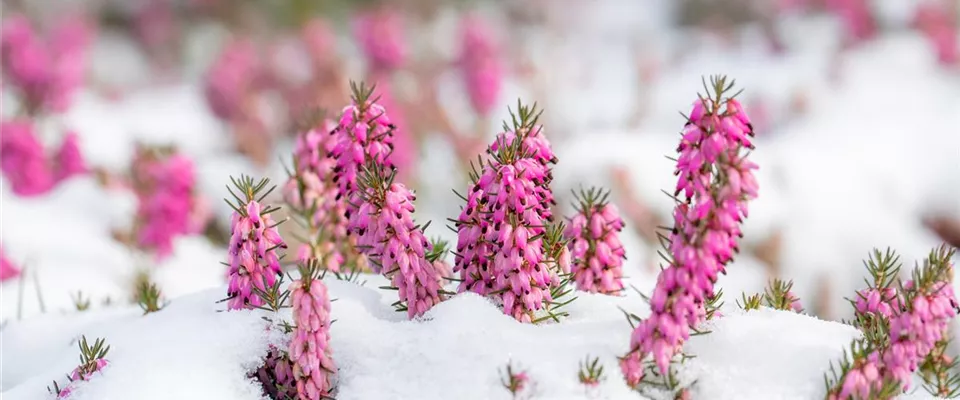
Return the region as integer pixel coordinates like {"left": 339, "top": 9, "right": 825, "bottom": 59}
{"left": 56, "top": 336, "right": 109, "bottom": 399}
{"left": 914, "top": 2, "right": 959, "bottom": 66}
{"left": 854, "top": 287, "right": 901, "bottom": 319}
{"left": 204, "top": 39, "right": 261, "bottom": 122}
{"left": 225, "top": 177, "right": 287, "bottom": 310}
{"left": 348, "top": 174, "right": 445, "bottom": 318}
{"left": 289, "top": 263, "right": 336, "bottom": 400}
{"left": 53, "top": 131, "right": 87, "bottom": 182}
{"left": 453, "top": 103, "right": 565, "bottom": 322}
{"left": 0, "top": 247, "right": 21, "bottom": 282}
{"left": 459, "top": 14, "right": 503, "bottom": 117}
{"left": 253, "top": 348, "right": 297, "bottom": 399}
{"left": 132, "top": 149, "right": 203, "bottom": 259}
{"left": 565, "top": 189, "right": 627, "bottom": 295}
{"left": 329, "top": 83, "right": 395, "bottom": 213}
{"left": 828, "top": 247, "right": 959, "bottom": 398}
{"left": 0, "top": 119, "right": 56, "bottom": 196}
{"left": 826, "top": 0, "right": 876, "bottom": 46}
{"left": 353, "top": 7, "right": 407, "bottom": 72}
{"left": 621, "top": 78, "right": 758, "bottom": 387}
{"left": 284, "top": 119, "right": 355, "bottom": 273}
{"left": 0, "top": 15, "right": 91, "bottom": 113}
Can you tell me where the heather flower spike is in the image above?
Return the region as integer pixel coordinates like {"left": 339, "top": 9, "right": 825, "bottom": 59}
{"left": 289, "top": 258, "right": 336, "bottom": 400}
{"left": 131, "top": 145, "right": 207, "bottom": 259}
{"left": 329, "top": 81, "right": 396, "bottom": 215}
{"left": 621, "top": 76, "right": 758, "bottom": 391}
{"left": 453, "top": 100, "right": 567, "bottom": 323}
{"left": 565, "top": 186, "right": 626, "bottom": 295}
{"left": 349, "top": 161, "right": 445, "bottom": 318}
{"left": 578, "top": 356, "right": 605, "bottom": 387}
{"left": 224, "top": 175, "right": 287, "bottom": 310}
{"left": 50, "top": 336, "right": 110, "bottom": 398}
{"left": 284, "top": 114, "right": 365, "bottom": 274}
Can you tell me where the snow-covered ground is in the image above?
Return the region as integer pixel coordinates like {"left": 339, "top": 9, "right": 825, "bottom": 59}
{"left": 2, "top": 1, "right": 959, "bottom": 399}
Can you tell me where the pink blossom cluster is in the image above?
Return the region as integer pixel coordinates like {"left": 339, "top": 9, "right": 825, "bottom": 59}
{"left": 349, "top": 176, "right": 445, "bottom": 318}
{"left": 253, "top": 348, "right": 297, "bottom": 399}
{"left": 0, "top": 120, "right": 87, "bottom": 197}
{"left": 0, "top": 247, "right": 20, "bottom": 282}
{"left": 621, "top": 83, "right": 758, "bottom": 387}
{"left": 828, "top": 250, "right": 958, "bottom": 398}
{"left": 204, "top": 39, "right": 262, "bottom": 123}
{"left": 826, "top": 0, "right": 876, "bottom": 46}
{"left": 352, "top": 8, "right": 407, "bottom": 72}
{"left": 565, "top": 196, "right": 627, "bottom": 295}
{"left": 459, "top": 14, "right": 503, "bottom": 117}
{"left": 1, "top": 14, "right": 92, "bottom": 113}
{"left": 329, "top": 85, "right": 395, "bottom": 212}
{"left": 226, "top": 188, "right": 287, "bottom": 310}
{"left": 366, "top": 77, "right": 415, "bottom": 183}
{"left": 289, "top": 265, "right": 336, "bottom": 399}
{"left": 56, "top": 358, "right": 109, "bottom": 399}
{"left": 131, "top": 149, "right": 207, "bottom": 259}
{"left": 914, "top": 2, "right": 958, "bottom": 66}
{"left": 284, "top": 119, "right": 351, "bottom": 272}
{"left": 454, "top": 109, "right": 567, "bottom": 322}
{"left": 854, "top": 286, "right": 902, "bottom": 318}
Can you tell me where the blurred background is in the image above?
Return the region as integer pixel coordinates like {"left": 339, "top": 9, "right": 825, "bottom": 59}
{"left": 1, "top": 0, "right": 959, "bottom": 355}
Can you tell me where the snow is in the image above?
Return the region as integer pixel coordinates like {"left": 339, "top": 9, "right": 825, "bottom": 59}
{"left": 2, "top": 1, "right": 960, "bottom": 399}
{"left": 1, "top": 279, "right": 891, "bottom": 400}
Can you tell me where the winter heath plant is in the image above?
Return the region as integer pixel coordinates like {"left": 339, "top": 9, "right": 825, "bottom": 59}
{"left": 825, "top": 246, "right": 959, "bottom": 399}
{"left": 453, "top": 101, "right": 571, "bottom": 323}
{"left": 224, "top": 176, "right": 288, "bottom": 310}
{"left": 289, "top": 259, "right": 337, "bottom": 400}
{"left": 49, "top": 336, "right": 110, "bottom": 398}
{"left": 620, "top": 76, "right": 758, "bottom": 390}
{"left": 284, "top": 117, "right": 366, "bottom": 273}
{"left": 348, "top": 163, "right": 445, "bottom": 318}
{"left": 565, "top": 187, "right": 627, "bottom": 295}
